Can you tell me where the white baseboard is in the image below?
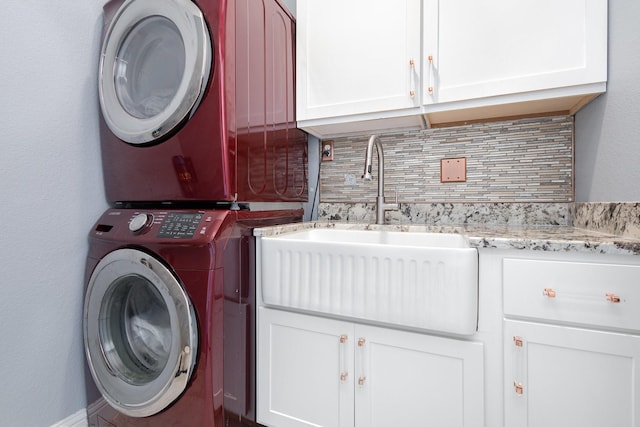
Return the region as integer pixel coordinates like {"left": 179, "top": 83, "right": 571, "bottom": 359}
{"left": 87, "top": 397, "right": 109, "bottom": 416}
{"left": 50, "top": 408, "right": 88, "bottom": 427}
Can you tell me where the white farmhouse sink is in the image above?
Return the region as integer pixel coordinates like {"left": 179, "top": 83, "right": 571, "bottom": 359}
{"left": 279, "top": 228, "right": 470, "bottom": 248}
{"left": 259, "top": 228, "right": 478, "bottom": 335}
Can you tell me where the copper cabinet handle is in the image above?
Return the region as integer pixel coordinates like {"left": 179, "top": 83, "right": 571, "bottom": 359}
{"left": 544, "top": 288, "right": 622, "bottom": 303}
{"left": 339, "top": 334, "right": 348, "bottom": 383}
{"left": 427, "top": 54, "right": 434, "bottom": 95}
{"left": 357, "top": 337, "right": 366, "bottom": 388}
{"left": 409, "top": 59, "right": 416, "bottom": 97}
{"left": 514, "top": 381, "right": 524, "bottom": 395}
{"left": 512, "top": 336, "right": 525, "bottom": 396}
{"left": 606, "top": 292, "right": 621, "bottom": 303}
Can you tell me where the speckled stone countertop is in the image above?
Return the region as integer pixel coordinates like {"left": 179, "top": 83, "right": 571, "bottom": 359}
{"left": 254, "top": 221, "right": 640, "bottom": 256}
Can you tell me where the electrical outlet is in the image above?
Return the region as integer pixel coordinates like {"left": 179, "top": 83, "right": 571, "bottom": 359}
{"left": 441, "top": 157, "right": 467, "bottom": 182}
{"left": 322, "top": 141, "right": 334, "bottom": 161}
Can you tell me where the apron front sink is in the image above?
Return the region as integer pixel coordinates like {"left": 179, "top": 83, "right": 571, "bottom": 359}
{"left": 259, "top": 228, "right": 478, "bottom": 335}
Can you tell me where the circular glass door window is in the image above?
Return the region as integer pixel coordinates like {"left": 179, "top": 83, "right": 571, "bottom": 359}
{"left": 114, "top": 16, "right": 186, "bottom": 120}
{"left": 84, "top": 248, "right": 198, "bottom": 417}
{"left": 99, "top": 0, "right": 212, "bottom": 144}
{"left": 100, "top": 274, "right": 172, "bottom": 385}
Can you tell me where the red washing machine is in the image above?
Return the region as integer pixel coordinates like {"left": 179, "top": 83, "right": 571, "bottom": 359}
{"left": 83, "top": 207, "right": 302, "bottom": 427}
{"left": 98, "top": 0, "right": 307, "bottom": 205}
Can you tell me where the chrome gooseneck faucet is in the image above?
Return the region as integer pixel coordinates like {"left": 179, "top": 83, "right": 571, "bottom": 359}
{"left": 362, "top": 135, "right": 399, "bottom": 224}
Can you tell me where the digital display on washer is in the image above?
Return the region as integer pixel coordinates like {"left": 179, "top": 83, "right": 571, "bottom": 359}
{"left": 157, "top": 213, "right": 204, "bottom": 238}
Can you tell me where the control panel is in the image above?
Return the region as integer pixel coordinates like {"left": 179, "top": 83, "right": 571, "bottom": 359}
{"left": 156, "top": 212, "right": 205, "bottom": 239}
{"left": 93, "top": 209, "right": 225, "bottom": 240}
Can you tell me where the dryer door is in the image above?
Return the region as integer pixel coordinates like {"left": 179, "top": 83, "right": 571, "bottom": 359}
{"left": 99, "top": 0, "right": 212, "bottom": 144}
{"left": 84, "top": 248, "right": 198, "bottom": 417}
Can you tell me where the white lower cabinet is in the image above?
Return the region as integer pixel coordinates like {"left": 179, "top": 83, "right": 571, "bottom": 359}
{"left": 502, "top": 256, "right": 640, "bottom": 427}
{"left": 257, "top": 307, "right": 484, "bottom": 427}
{"left": 257, "top": 308, "right": 353, "bottom": 427}
{"left": 504, "top": 320, "right": 640, "bottom": 427}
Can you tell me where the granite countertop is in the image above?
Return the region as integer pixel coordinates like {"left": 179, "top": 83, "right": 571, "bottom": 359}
{"left": 254, "top": 221, "right": 640, "bottom": 256}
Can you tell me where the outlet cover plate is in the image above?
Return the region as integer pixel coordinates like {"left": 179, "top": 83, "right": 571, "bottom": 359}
{"left": 322, "top": 141, "right": 334, "bottom": 161}
{"left": 441, "top": 157, "right": 466, "bottom": 182}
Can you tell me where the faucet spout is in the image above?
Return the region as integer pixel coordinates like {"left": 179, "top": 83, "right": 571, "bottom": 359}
{"left": 362, "top": 135, "right": 399, "bottom": 224}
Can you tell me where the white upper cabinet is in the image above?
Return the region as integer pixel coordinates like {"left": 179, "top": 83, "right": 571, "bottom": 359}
{"left": 423, "top": 0, "right": 607, "bottom": 125}
{"left": 296, "top": 0, "right": 607, "bottom": 137}
{"left": 296, "top": 0, "right": 423, "bottom": 136}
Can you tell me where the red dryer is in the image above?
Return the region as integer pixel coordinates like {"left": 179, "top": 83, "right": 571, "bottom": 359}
{"left": 98, "top": 0, "right": 307, "bottom": 205}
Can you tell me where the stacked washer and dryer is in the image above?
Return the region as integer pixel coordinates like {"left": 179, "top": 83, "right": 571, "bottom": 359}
{"left": 82, "top": 0, "right": 307, "bottom": 426}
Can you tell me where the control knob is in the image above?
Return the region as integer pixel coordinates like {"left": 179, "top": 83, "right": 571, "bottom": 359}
{"left": 129, "top": 213, "right": 152, "bottom": 233}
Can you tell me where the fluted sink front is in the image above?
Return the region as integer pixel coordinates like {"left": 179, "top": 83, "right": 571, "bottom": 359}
{"left": 259, "top": 228, "right": 479, "bottom": 336}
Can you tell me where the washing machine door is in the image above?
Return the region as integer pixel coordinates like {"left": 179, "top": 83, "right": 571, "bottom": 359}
{"left": 99, "top": 0, "right": 212, "bottom": 144}
{"left": 84, "top": 248, "right": 198, "bottom": 417}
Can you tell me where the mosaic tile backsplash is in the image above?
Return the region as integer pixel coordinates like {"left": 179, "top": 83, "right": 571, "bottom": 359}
{"left": 319, "top": 116, "right": 574, "bottom": 203}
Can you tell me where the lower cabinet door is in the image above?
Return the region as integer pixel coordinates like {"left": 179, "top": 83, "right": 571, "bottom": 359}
{"left": 257, "top": 308, "right": 355, "bottom": 427}
{"left": 258, "top": 308, "right": 486, "bottom": 427}
{"left": 504, "top": 319, "right": 640, "bottom": 427}
{"left": 354, "top": 324, "right": 484, "bottom": 427}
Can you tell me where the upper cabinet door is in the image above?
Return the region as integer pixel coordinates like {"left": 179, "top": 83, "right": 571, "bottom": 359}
{"left": 297, "top": 0, "right": 421, "bottom": 121}
{"left": 424, "top": 0, "right": 607, "bottom": 106}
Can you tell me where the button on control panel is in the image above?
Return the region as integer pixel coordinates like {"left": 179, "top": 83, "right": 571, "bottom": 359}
{"left": 156, "top": 212, "right": 204, "bottom": 239}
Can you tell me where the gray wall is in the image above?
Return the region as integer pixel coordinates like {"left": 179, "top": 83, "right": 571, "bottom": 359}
{"left": 0, "top": 1, "right": 108, "bottom": 425}
{"left": 575, "top": 1, "right": 640, "bottom": 202}
{"left": 281, "top": 0, "right": 296, "bottom": 17}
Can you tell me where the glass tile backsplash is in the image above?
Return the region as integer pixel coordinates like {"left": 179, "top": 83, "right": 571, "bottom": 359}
{"left": 319, "top": 116, "right": 573, "bottom": 203}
